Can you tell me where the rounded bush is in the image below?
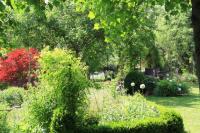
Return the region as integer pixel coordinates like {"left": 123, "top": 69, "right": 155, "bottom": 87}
{"left": 124, "top": 71, "right": 145, "bottom": 95}
{"left": 124, "top": 71, "right": 157, "bottom": 95}
{"left": 154, "top": 80, "right": 189, "bottom": 96}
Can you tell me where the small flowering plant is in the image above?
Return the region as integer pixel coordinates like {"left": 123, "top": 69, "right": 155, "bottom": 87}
{"left": 177, "top": 87, "right": 182, "bottom": 92}
{"left": 131, "top": 82, "right": 135, "bottom": 87}
{"left": 140, "top": 84, "right": 145, "bottom": 89}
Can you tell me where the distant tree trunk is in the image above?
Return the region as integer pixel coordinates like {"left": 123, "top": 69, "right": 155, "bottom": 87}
{"left": 191, "top": 0, "right": 200, "bottom": 93}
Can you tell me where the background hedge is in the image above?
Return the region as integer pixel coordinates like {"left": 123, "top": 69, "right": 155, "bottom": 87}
{"left": 154, "top": 80, "right": 189, "bottom": 96}
{"left": 77, "top": 111, "right": 184, "bottom": 133}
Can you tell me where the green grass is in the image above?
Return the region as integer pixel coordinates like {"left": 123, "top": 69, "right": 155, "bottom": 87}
{"left": 147, "top": 86, "right": 200, "bottom": 133}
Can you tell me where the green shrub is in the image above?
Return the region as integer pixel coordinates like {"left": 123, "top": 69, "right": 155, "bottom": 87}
{"left": 83, "top": 114, "right": 99, "bottom": 126}
{"left": 144, "top": 76, "right": 158, "bottom": 95}
{"left": 0, "top": 105, "right": 10, "bottom": 133}
{"left": 124, "top": 71, "right": 157, "bottom": 95}
{"left": 20, "top": 48, "right": 89, "bottom": 132}
{"left": 124, "top": 71, "right": 145, "bottom": 95}
{"left": 40, "top": 48, "right": 89, "bottom": 131}
{"left": 154, "top": 80, "right": 189, "bottom": 96}
{"left": 50, "top": 107, "right": 70, "bottom": 133}
{"left": 179, "top": 83, "right": 190, "bottom": 94}
{"left": 0, "top": 87, "right": 24, "bottom": 107}
{"left": 24, "top": 85, "right": 56, "bottom": 131}
{"left": 0, "top": 83, "right": 8, "bottom": 90}
{"left": 77, "top": 111, "right": 184, "bottom": 133}
{"left": 5, "top": 107, "right": 27, "bottom": 133}
{"left": 50, "top": 108, "right": 100, "bottom": 133}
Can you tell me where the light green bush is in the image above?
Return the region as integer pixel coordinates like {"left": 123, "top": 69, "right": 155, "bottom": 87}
{"left": 0, "top": 83, "right": 8, "bottom": 90}
{"left": 17, "top": 48, "right": 89, "bottom": 132}
{"left": 0, "top": 87, "right": 24, "bottom": 107}
{"left": 0, "top": 88, "right": 24, "bottom": 132}
{"left": 0, "top": 104, "right": 10, "bottom": 133}
{"left": 39, "top": 48, "right": 89, "bottom": 131}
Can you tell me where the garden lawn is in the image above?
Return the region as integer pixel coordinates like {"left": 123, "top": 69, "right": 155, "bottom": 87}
{"left": 147, "top": 87, "right": 200, "bottom": 133}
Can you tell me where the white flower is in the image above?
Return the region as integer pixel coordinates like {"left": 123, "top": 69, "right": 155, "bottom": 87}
{"left": 169, "top": 80, "right": 172, "bottom": 82}
{"left": 140, "top": 84, "right": 145, "bottom": 89}
{"left": 177, "top": 88, "right": 182, "bottom": 91}
{"left": 45, "top": 0, "right": 49, "bottom": 4}
{"left": 131, "top": 82, "right": 135, "bottom": 87}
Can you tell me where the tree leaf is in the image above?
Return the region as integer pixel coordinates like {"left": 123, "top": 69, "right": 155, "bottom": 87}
{"left": 88, "top": 11, "right": 95, "bottom": 20}
{"left": 94, "top": 23, "right": 100, "bottom": 30}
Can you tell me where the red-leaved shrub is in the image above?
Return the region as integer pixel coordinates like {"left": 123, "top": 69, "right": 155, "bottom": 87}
{"left": 0, "top": 48, "right": 39, "bottom": 87}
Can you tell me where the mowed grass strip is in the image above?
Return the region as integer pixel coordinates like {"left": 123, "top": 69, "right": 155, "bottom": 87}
{"left": 147, "top": 87, "right": 200, "bottom": 133}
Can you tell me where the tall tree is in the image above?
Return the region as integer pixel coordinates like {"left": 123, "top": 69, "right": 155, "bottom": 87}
{"left": 155, "top": 8, "right": 194, "bottom": 72}
{"left": 191, "top": 0, "right": 200, "bottom": 91}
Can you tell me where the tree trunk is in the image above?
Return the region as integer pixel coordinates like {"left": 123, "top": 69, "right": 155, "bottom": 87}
{"left": 191, "top": 0, "right": 200, "bottom": 93}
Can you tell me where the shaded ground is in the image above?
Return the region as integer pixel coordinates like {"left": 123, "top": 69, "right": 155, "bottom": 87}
{"left": 147, "top": 87, "right": 200, "bottom": 133}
